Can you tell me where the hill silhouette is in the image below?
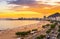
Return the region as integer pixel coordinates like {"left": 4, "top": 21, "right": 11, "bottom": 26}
{"left": 48, "top": 12, "right": 60, "bottom": 18}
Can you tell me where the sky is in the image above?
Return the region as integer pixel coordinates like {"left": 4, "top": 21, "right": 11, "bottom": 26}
{"left": 0, "top": 0, "right": 60, "bottom": 18}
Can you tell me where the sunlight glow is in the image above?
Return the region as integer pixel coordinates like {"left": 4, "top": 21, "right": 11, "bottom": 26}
{"left": 0, "top": 1, "right": 8, "bottom": 12}
{"left": 36, "top": 0, "right": 60, "bottom": 5}
{"left": 0, "top": 0, "right": 60, "bottom": 18}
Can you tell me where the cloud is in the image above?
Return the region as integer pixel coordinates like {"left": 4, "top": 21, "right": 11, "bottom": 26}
{"left": 0, "top": 0, "right": 20, "bottom": 12}
{"left": 0, "top": 0, "right": 60, "bottom": 12}
{"left": 9, "top": 0, "right": 36, "bottom": 5}
{"left": 8, "top": 0, "right": 60, "bottom": 8}
{"left": 7, "top": 0, "right": 37, "bottom": 11}
{"left": 35, "top": 0, "right": 60, "bottom": 3}
{"left": 35, "top": 0, "right": 60, "bottom": 6}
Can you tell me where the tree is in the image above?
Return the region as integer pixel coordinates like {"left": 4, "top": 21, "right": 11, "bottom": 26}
{"left": 50, "top": 24, "right": 56, "bottom": 29}
{"left": 54, "top": 22, "right": 58, "bottom": 25}
{"left": 58, "top": 29, "right": 60, "bottom": 32}
{"left": 26, "top": 30, "right": 31, "bottom": 34}
{"left": 16, "top": 32, "right": 21, "bottom": 37}
{"left": 16, "top": 31, "right": 30, "bottom": 37}
{"left": 58, "top": 26, "right": 60, "bottom": 32}
{"left": 46, "top": 29, "right": 51, "bottom": 34}
{"left": 46, "top": 24, "right": 50, "bottom": 26}
{"left": 42, "top": 25, "right": 46, "bottom": 28}
{"left": 50, "top": 21, "right": 54, "bottom": 23}
{"left": 32, "top": 29, "right": 38, "bottom": 31}
{"left": 59, "top": 26, "right": 60, "bottom": 28}
{"left": 42, "top": 24, "right": 50, "bottom": 28}
{"left": 57, "top": 33, "right": 60, "bottom": 39}
{"left": 35, "top": 35, "right": 45, "bottom": 39}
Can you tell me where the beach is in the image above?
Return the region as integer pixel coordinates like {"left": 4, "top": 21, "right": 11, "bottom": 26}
{"left": 0, "top": 20, "right": 50, "bottom": 39}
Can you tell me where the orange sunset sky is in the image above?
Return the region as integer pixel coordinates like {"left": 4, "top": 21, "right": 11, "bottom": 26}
{"left": 0, "top": 0, "right": 60, "bottom": 18}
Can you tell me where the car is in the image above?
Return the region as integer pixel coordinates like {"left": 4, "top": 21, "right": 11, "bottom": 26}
{"left": 47, "top": 36, "right": 50, "bottom": 39}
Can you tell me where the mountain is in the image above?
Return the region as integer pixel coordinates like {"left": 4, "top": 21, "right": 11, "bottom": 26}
{"left": 48, "top": 12, "right": 60, "bottom": 18}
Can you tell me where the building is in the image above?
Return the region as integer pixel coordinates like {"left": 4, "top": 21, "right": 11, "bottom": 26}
{"left": 47, "top": 13, "right": 60, "bottom": 21}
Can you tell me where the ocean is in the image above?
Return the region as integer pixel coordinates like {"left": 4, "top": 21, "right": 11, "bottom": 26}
{"left": 0, "top": 20, "right": 40, "bottom": 30}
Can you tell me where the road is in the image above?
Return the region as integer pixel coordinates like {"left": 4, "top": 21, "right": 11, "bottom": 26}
{"left": 25, "top": 27, "right": 50, "bottom": 39}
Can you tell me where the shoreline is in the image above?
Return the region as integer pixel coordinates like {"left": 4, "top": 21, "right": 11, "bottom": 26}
{"left": 0, "top": 20, "right": 50, "bottom": 39}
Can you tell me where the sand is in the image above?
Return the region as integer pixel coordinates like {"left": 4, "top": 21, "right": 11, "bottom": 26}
{"left": 0, "top": 21, "right": 50, "bottom": 39}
